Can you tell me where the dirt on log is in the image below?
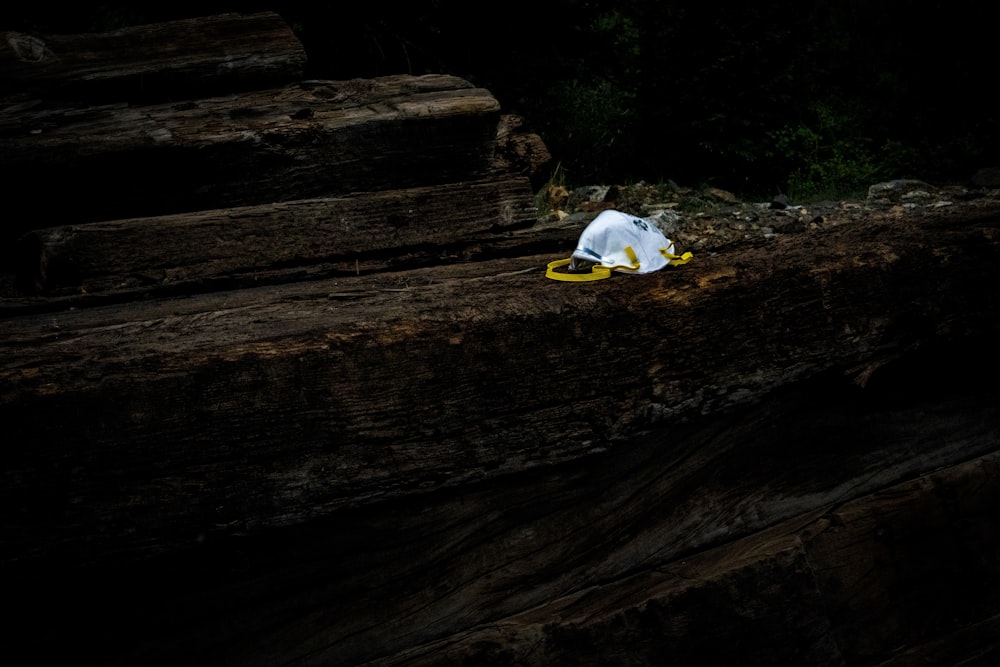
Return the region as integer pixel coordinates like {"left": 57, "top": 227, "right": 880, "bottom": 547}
{"left": 3, "top": 11, "right": 1000, "bottom": 667}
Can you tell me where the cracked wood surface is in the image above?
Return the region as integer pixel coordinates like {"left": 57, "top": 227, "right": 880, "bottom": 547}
{"left": 4, "top": 10, "right": 1000, "bottom": 665}
{"left": 16, "top": 175, "right": 538, "bottom": 294}
{"left": 0, "top": 74, "right": 501, "bottom": 236}
{"left": 383, "top": 451, "right": 1000, "bottom": 666}
{"left": 1, "top": 12, "right": 307, "bottom": 103}
{"left": 4, "top": 203, "right": 999, "bottom": 571}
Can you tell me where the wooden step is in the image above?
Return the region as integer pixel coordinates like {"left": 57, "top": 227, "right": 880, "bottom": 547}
{"left": 4, "top": 203, "right": 999, "bottom": 575}
{"left": 1, "top": 12, "right": 307, "bottom": 103}
{"left": 0, "top": 74, "right": 501, "bottom": 240}
{"left": 16, "top": 175, "right": 537, "bottom": 295}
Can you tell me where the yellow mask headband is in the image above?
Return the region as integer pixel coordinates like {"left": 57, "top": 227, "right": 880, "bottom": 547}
{"left": 545, "top": 246, "right": 640, "bottom": 281}
{"left": 545, "top": 258, "right": 613, "bottom": 281}
{"left": 545, "top": 246, "right": 691, "bottom": 281}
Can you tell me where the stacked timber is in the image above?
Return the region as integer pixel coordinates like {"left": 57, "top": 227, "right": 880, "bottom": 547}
{"left": 0, "top": 12, "right": 546, "bottom": 298}
{"left": 3, "top": 11, "right": 1000, "bottom": 667}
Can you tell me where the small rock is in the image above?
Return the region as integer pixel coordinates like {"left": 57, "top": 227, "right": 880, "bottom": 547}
{"left": 867, "top": 179, "right": 933, "bottom": 203}
{"left": 645, "top": 209, "right": 682, "bottom": 234}
{"left": 572, "top": 185, "right": 610, "bottom": 203}
{"left": 706, "top": 187, "right": 740, "bottom": 204}
{"left": 971, "top": 166, "right": 1000, "bottom": 188}
{"left": 770, "top": 216, "right": 806, "bottom": 234}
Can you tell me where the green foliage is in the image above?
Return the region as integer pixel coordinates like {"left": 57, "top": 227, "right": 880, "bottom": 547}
{"left": 519, "top": 3, "right": 645, "bottom": 185}
{"left": 537, "top": 78, "right": 638, "bottom": 185}
{"left": 768, "top": 102, "right": 889, "bottom": 200}
{"left": 6, "top": 1, "right": 995, "bottom": 193}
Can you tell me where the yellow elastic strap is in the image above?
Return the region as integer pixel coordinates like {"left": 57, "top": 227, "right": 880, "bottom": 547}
{"left": 615, "top": 246, "right": 641, "bottom": 271}
{"left": 598, "top": 246, "right": 642, "bottom": 273}
{"left": 545, "top": 258, "right": 612, "bottom": 281}
{"left": 546, "top": 245, "right": 694, "bottom": 281}
{"left": 546, "top": 246, "right": 641, "bottom": 281}
{"left": 661, "top": 247, "right": 693, "bottom": 266}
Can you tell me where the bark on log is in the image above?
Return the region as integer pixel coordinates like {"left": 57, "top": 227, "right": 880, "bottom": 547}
{"left": 0, "top": 74, "right": 501, "bottom": 236}
{"left": 15, "top": 176, "right": 537, "bottom": 295}
{"left": 0, "top": 12, "right": 307, "bottom": 103}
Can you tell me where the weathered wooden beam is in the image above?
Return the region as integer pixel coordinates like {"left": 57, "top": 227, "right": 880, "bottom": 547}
{"left": 3, "top": 202, "right": 998, "bottom": 563}
{"left": 4, "top": 11, "right": 999, "bottom": 666}
{"left": 0, "top": 12, "right": 307, "bottom": 103}
{"left": 379, "top": 451, "right": 1000, "bottom": 666}
{"left": 15, "top": 176, "right": 537, "bottom": 295}
{"left": 493, "top": 113, "right": 553, "bottom": 189}
{"left": 7, "top": 324, "right": 1000, "bottom": 665}
{"left": 3, "top": 203, "right": 1000, "bottom": 664}
{"left": 0, "top": 74, "right": 502, "bottom": 236}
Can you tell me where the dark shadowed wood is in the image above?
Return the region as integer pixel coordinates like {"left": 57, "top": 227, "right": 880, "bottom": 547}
{"left": 493, "top": 113, "right": 553, "bottom": 189}
{"left": 3, "top": 204, "right": 1000, "bottom": 663}
{"left": 16, "top": 176, "right": 537, "bottom": 294}
{"left": 4, "top": 11, "right": 1000, "bottom": 666}
{"left": 0, "top": 74, "right": 501, "bottom": 235}
{"left": 380, "top": 451, "right": 1000, "bottom": 666}
{"left": 4, "top": 204, "right": 998, "bottom": 555}
{"left": 0, "top": 12, "right": 307, "bottom": 103}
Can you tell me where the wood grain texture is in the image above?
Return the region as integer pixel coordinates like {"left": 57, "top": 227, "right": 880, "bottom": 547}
{"left": 7, "top": 336, "right": 998, "bottom": 664}
{"left": 0, "top": 74, "right": 501, "bottom": 231}
{"left": 379, "top": 451, "right": 1000, "bottom": 667}
{"left": 0, "top": 12, "right": 306, "bottom": 102}
{"left": 17, "top": 175, "right": 537, "bottom": 294}
{"left": 4, "top": 11, "right": 1000, "bottom": 666}
{"left": 4, "top": 203, "right": 999, "bottom": 571}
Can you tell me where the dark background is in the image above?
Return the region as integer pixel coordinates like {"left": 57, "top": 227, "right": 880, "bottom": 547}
{"left": 4, "top": 1, "right": 997, "bottom": 199}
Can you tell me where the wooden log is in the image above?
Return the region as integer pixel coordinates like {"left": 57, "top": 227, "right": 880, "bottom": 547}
{"left": 6, "top": 327, "right": 1000, "bottom": 665}
{"left": 0, "top": 12, "right": 307, "bottom": 103}
{"left": 492, "top": 113, "right": 553, "bottom": 190}
{"left": 0, "top": 74, "right": 502, "bottom": 238}
{"left": 2, "top": 202, "right": 1000, "bottom": 664}
{"left": 4, "top": 12, "right": 999, "bottom": 665}
{"left": 2, "top": 202, "right": 998, "bottom": 563}
{"left": 379, "top": 451, "right": 1000, "bottom": 666}
{"left": 15, "top": 176, "right": 538, "bottom": 295}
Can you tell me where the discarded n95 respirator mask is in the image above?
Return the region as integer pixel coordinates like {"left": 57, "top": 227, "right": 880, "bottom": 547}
{"left": 546, "top": 209, "right": 692, "bottom": 281}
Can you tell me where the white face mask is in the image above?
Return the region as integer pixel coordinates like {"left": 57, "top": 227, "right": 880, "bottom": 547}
{"left": 547, "top": 210, "right": 692, "bottom": 281}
